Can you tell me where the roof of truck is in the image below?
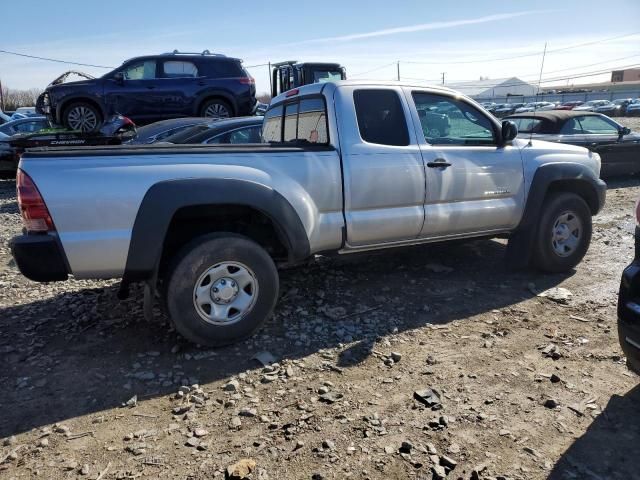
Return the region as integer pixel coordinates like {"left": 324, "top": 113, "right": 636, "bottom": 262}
{"left": 271, "top": 80, "right": 463, "bottom": 105}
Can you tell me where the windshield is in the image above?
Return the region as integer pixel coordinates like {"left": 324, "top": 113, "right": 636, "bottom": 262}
{"left": 313, "top": 70, "right": 343, "bottom": 83}
{"left": 507, "top": 117, "right": 546, "bottom": 134}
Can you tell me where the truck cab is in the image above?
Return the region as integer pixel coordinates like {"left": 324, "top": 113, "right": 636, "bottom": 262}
{"left": 271, "top": 61, "right": 346, "bottom": 98}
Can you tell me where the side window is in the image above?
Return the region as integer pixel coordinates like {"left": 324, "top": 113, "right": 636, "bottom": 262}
{"left": 577, "top": 116, "right": 619, "bottom": 135}
{"left": 262, "top": 105, "right": 283, "bottom": 142}
{"left": 353, "top": 89, "right": 409, "bottom": 146}
{"left": 14, "top": 121, "right": 46, "bottom": 133}
{"left": 283, "top": 103, "right": 299, "bottom": 142}
{"left": 262, "top": 97, "right": 329, "bottom": 144}
{"left": 559, "top": 118, "right": 583, "bottom": 135}
{"left": 123, "top": 60, "right": 157, "bottom": 80}
{"left": 298, "top": 98, "right": 328, "bottom": 143}
{"left": 412, "top": 92, "right": 496, "bottom": 145}
{"left": 163, "top": 61, "right": 198, "bottom": 78}
{"left": 226, "top": 127, "right": 262, "bottom": 144}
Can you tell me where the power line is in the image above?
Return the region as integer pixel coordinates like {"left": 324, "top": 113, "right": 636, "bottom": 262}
{"left": 398, "top": 63, "right": 640, "bottom": 90}
{"left": 0, "top": 48, "right": 115, "bottom": 69}
{"left": 350, "top": 62, "right": 397, "bottom": 77}
{"left": 401, "top": 31, "right": 640, "bottom": 66}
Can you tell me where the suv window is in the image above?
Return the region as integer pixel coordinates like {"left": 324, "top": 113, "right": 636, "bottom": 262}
{"left": 262, "top": 97, "right": 329, "bottom": 144}
{"left": 163, "top": 61, "right": 198, "bottom": 78}
{"left": 123, "top": 60, "right": 157, "bottom": 80}
{"left": 199, "top": 60, "right": 246, "bottom": 78}
{"left": 412, "top": 92, "right": 495, "bottom": 145}
{"left": 353, "top": 89, "right": 409, "bottom": 146}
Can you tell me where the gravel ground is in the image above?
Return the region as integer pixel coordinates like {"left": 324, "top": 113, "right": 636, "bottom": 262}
{"left": 1, "top": 123, "right": 640, "bottom": 479}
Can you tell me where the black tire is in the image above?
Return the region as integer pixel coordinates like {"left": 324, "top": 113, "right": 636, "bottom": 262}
{"left": 531, "top": 192, "right": 592, "bottom": 273}
{"left": 63, "top": 102, "right": 102, "bottom": 132}
{"left": 165, "top": 233, "right": 278, "bottom": 347}
{"left": 200, "top": 98, "right": 233, "bottom": 119}
{"left": 628, "top": 356, "right": 640, "bottom": 376}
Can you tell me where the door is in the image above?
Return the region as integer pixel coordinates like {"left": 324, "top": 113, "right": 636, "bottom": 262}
{"left": 567, "top": 115, "right": 639, "bottom": 176}
{"left": 406, "top": 90, "right": 525, "bottom": 238}
{"left": 337, "top": 86, "right": 426, "bottom": 247}
{"left": 157, "top": 60, "right": 200, "bottom": 117}
{"left": 105, "top": 59, "right": 162, "bottom": 119}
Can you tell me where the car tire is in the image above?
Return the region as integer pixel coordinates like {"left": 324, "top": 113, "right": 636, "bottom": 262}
{"left": 628, "top": 355, "right": 640, "bottom": 375}
{"left": 63, "top": 102, "right": 102, "bottom": 132}
{"left": 531, "top": 192, "right": 592, "bottom": 273}
{"left": 200, "top": 98, "right": 233, "bottom": 119}
{"left": 165, "top": 233, "right": 279, "bottom": 347}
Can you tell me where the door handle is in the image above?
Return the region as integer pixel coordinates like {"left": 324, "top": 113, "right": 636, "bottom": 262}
{"left": 146, "top": 85, "right": 156, "bottom": 90}
{"left": 427, "top": 159, "right": 452, "bottom": 168}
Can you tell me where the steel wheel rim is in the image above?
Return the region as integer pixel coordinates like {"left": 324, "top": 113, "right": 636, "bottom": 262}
{"left": 193, "top": 261, "right": 258, "bottom": 326}
{"left": 67, "top": 106, "right": 98, "bottom": 131}
{"left": 551, "top": 210, "right": 582, "bottom": 257}
{"left": 204, "top": 103, "right": 230, "bottom": 118}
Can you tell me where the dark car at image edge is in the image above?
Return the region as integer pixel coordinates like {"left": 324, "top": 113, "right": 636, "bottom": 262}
{"left": 618, "top": 201, "right": 640, "bottom": 375}
{"left": 36, "top": 50, "right": 257, "bottom": 132}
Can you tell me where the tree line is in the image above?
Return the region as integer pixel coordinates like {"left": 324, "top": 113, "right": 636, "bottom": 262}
{"left": 1, "top": 86, "right": 42, "bottom": 112}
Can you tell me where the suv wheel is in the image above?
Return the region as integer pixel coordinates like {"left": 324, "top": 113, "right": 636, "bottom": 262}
{"left": 165, "top": 233, "right": 279, "bottom": 347}
{"left": 63, "top": 102, "right": 102, "bottom": 132}
{"left": 201, "top": 99, "right": 232, "bottom": 119}
{"left": 531, "top": 192, "right": 592, "bottom": 273}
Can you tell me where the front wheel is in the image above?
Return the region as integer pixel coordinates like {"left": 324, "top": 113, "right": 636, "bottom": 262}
{"left": 63, "top": 102, "right": 102, "bottom": 132}
{"left": 531, "top": 192, "right": 592, "bottom": 273}
{"left": 165, "top": 233, "right": 279, "bottom": 347}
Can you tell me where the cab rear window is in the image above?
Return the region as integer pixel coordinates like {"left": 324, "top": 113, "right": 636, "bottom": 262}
{"left": 262, "top": 97, "right": 329, "bottom": 144}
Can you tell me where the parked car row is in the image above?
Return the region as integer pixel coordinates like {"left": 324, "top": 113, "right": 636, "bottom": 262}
{"left": 485, "top": 98, "right": 640, "bottom": 118}
{"left": 504, "top": 111, "right": 640, "bottom": 178}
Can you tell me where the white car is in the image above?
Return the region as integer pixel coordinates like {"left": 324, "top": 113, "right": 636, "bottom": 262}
{"left": 514, "top": 102, "right": 556, "bottom": 113}
{"left": 573, "top": 100, "right": 610, "bottom": 112}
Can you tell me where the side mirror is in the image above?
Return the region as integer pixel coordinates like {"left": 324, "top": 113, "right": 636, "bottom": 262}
{"left": 113, "top": 72, "right": 125, "bottom": 84}
{"left": 620, "top": 127, "right": 631, "bottom": 137}
{"left": 501, "top": 120, "right": 518, "bottom": 144}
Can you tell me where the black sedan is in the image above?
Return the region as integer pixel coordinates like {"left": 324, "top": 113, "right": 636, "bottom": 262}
{"left": 163, "top": 116, "right": 263, "bottom": 144}
{"left": 618, "top": 201, "right": 640, "bottom": 375}
{"left": 504, "top": 111, "right": 640, "bottom": 177}
{"left": 126, "top": 117, "right": 213, "bottom": 145}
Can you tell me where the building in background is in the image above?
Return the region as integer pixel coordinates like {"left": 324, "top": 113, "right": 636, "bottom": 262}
{"left": 448, "top": 77, "right": 537, "bottom": 100}
{"left": 612, "top": 68, "right": 640, "bottom": 83}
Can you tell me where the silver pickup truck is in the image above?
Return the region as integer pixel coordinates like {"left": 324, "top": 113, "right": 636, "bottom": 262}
{"left": 11, "top": 81, "right": 606, "bottom": 346}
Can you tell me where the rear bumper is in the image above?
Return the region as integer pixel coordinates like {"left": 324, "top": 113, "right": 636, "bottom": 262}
{"left": 618, "top": 227, "right": 640, "bottom": 374}
{"left": 10, "top": 234, "right": 69, "bottom": 282}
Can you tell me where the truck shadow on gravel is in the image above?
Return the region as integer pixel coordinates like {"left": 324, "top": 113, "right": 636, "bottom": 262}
{"left": 548, "top": 384, "right": 640, "bottom": 480}
{"left": 0, "top": 238, "right": 571, "bottom": 438}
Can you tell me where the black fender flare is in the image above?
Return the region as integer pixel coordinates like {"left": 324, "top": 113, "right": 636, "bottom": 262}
{"left": 505, "top": 162, "right": 607, "bottom": 269}
{"left": 122, "top": 178, "right": 310, "bottom": 285}
{"left": 194, "top": 90, "right": 238, "bottom": 116}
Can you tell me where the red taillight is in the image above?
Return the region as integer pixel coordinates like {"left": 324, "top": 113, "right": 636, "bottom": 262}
{"left": 239, "top": 77, "right": 255, "bottom": 85}
{"left": 16, "top": 169, "right": 54, "bottom": 233}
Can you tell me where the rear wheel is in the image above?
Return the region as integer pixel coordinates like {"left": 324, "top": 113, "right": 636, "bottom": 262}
{"left": 63, "top": 102, "right": 102, "bottom": 132}
{"left": 200, "top": 99, "right": 232, "bottom": 119}
{"left": 165, "top": 233, "right": 279, "bottom": 347}
{"left": 531, "top": 192, "right": 592, "bottom": 273}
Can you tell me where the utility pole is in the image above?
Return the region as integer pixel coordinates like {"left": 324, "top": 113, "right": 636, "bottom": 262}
{"left": 441, "top": 72, "right": 445, "bottom": 85}
{"left": 268, "top": 62, "right": 272, "bottom": 97}
{"left": 397, "top": 61, "right": 400, "bottom": 81}
{"left": 0, "top": 78, "right": 4, "bottom": 111}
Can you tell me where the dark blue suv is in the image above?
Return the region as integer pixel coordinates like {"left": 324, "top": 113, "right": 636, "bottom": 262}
{"left": 37, "top": 51, "right": 257, "bottom": 131}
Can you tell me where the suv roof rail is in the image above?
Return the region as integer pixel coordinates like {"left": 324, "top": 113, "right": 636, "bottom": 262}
{"left": 162, "top": 50, "right": 227, "bottom": 57}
